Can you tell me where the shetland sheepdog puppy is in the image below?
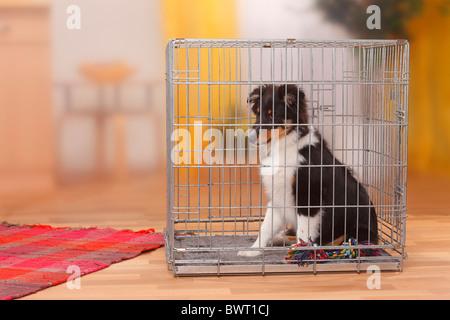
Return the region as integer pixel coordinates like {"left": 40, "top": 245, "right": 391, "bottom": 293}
{"left": 238, "top": 84, "right": 378, "bottom": 257}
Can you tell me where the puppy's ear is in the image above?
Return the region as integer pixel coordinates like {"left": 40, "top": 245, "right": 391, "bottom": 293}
{"left": 284, "top": 93, "right": 296, "bottom": 107}
{"left": 248, "top": 92, "right": 259, "bottom": 105}
{"left": 279, "top": 85, "right": 304, "bottom": 109}
{"left": 247, "top": 87, "right": 261, "bottom": 105}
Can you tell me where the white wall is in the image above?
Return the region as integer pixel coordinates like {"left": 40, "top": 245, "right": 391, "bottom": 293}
{"left": 52, "top": 0, "right": 164, "bottom": 82}
{"left": 51, "top": 0, "right": 165, "bottom": 177}
{"left": 237, "top": 0, "right": 349, "bottom": 40}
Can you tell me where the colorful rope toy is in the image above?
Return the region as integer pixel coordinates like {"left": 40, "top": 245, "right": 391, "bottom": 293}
{"left": 285, "top": 238, "right": 328, "bottom": 267}
{"left": 285, "top": 237, "right": 381, "bottom": 266}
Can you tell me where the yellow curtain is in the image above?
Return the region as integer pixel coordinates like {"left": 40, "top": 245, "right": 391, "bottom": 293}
{"left": 161, "top": 0, "right": 237, "bottom": 39}
{"left": 161, "top": 0, "right": 238, "bottom": 178}
{"left": 407, "top": 0, "right": 450, "bottom": 174}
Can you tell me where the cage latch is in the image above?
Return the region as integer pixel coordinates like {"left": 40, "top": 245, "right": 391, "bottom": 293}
{"left": 319, "top": 104, "right": 335, "bottom": 112}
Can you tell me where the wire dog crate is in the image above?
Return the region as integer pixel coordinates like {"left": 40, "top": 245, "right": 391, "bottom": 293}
{"left": 165, "top": 39, "right": 409, "bottom": 276}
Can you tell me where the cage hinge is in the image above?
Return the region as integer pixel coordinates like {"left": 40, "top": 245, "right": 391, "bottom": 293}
{"left": 402, "top": 72, "right": 410, "bottom": 81}
{"left": 395, "top": 109, "right": 406, "bottom": 123}
{"left": 394, "top": 183, "right": 404, "bottom": 197}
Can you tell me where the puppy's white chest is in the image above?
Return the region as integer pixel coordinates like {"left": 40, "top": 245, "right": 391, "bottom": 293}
{"left": 260, "top": 138, "right": 298, "bottom": 204}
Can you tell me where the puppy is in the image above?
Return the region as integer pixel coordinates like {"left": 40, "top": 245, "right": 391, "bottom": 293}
{"left": 238, "top": 84, "right": 378, "bottom": 257}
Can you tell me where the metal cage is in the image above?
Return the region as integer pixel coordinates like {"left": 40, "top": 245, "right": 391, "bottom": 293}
{"left": 165, "top": 39, "right": 409, "bottom": 276}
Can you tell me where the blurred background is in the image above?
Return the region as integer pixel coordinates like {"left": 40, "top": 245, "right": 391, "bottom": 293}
{"left": 0, "top": 0, "right": 449, "bottom": 226}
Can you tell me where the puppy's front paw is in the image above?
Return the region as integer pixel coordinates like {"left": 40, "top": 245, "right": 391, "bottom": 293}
{"left": 237, "top": 250, "right": 262, "bottom": 257}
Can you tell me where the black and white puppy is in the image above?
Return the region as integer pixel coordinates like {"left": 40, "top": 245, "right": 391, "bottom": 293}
{"left": 238, "top": 84, "right": 378, "bottom": 257}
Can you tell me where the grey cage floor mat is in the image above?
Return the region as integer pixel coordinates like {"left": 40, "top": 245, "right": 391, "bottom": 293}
{"left": 173, "top": 235, "right": 290, "bottom": 264}
{"left": 172, "top": 234, "right": 396, "bottom": 266}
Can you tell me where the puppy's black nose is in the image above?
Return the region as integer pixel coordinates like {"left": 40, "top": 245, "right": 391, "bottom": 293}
{"left": 248, "top": 128, "right": 258, "bottom": 146}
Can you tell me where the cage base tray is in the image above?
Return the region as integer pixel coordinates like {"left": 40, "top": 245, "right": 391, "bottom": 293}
{"left": 169, "top": 235, "right": 403, "bottom": 276}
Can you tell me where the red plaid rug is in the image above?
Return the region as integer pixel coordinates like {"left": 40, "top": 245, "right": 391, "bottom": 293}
{"left": 0, "top": 222, "right": 164, "bottom": 300}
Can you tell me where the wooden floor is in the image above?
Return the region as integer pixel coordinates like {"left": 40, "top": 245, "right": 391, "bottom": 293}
{"left": 1, "top": 169, "right": 449, "bottom": 300}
